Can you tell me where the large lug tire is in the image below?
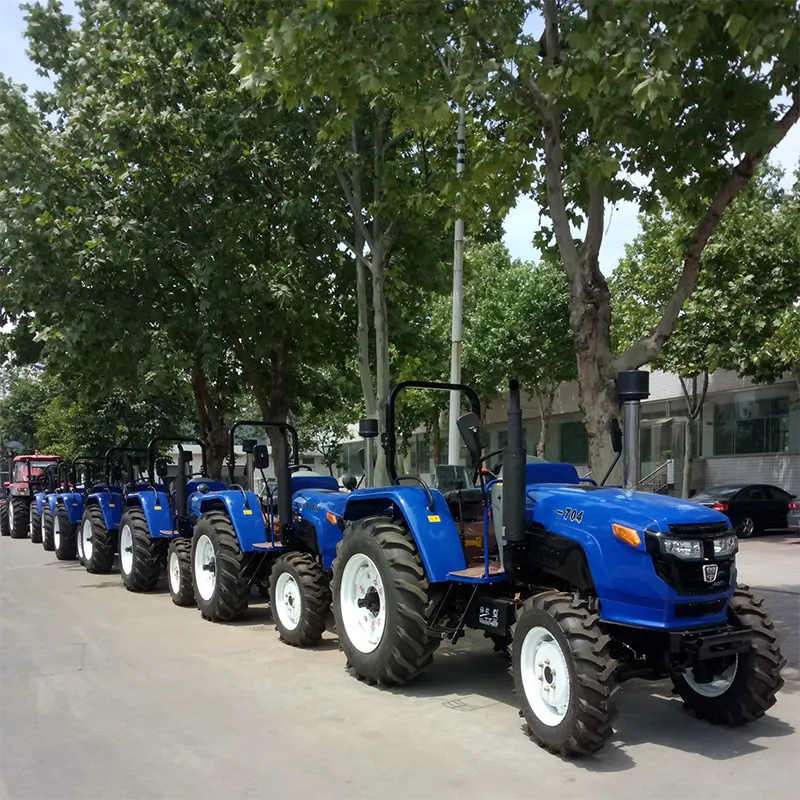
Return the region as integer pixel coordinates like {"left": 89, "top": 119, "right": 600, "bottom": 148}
{"left": 191, "top": 511, "right": 249, "bottom": 622}
{"left": 672, "top": 585, "right": 785, "bottom": 724}
{"left": 81, "top": 506, "right": 115, "bottom": 574}
{"left": 9, "top": 497, "right": 30, "bottom": 539}
{"left": 118, "top": 508, "right": 164, "bottom": 592}
{"left": 30, "top": 504, "right": 43, "bottom": 544}
{"left": 168, "top": 538, "right": 195, "bottom": 607}
{"left": 42, "top": 506, "right": 55, "bottom": 551}
{"left": 332, "top": 516, "right": 439, "bottom": 686}
{"left": 269, "top": 551, "right": 331, "bottom": 647}
{"left": 53, "top": 505, "right": 79, "bottom": 560}
{"left": 512, "top": 591, "right": 618, "bottom": 757}
{"left": 0, "top": 501, "right": 9, "bottom": 537}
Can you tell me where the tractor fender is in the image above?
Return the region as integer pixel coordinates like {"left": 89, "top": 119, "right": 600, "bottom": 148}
{"left": 343, "top": 486, "right": 466, "bottom": 583}
{"left": 57, "top": 492, "right": 85, "bottom": 526}
{"left": 197, "top": 489, "right": 267, "bottom": 552}
{"left": 125, "top": 490, "right": 174, "bottom": 538}
{"left": 34, "top": 492, "right": 46, "bottom": 516}
{"left": 85, "top": 491, "right": 123, "bottom": 531}
{"left": 46, "top": 494, "right": 58, "bottom": 516}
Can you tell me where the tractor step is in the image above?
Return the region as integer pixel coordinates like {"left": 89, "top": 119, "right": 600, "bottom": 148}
{"left": 251, "top": 541, "right": 284, "bottom": 551}
{"left": 447, "top": 562, "right": 507, "bottom": 584}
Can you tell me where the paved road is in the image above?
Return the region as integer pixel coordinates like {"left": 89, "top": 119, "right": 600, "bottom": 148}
{"left": 1, "top": 534, "right": 798, "bottom": 800}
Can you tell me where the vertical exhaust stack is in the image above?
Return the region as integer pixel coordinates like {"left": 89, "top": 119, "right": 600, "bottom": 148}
{"left": 502, "top": 379, "right": 527, "bottom": 548}
{"left": 616, "top": 370, "right": 650, "bottom": 490}
{"left": 174, "top": 449, "right": 190, "bottom": 522}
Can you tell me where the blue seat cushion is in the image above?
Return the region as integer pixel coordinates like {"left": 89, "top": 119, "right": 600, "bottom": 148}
{"left": 525, "top": 462, "right": 580, "bottom": 485}
{"left": 291, "top": 474, "right": 340, "bottom": 492}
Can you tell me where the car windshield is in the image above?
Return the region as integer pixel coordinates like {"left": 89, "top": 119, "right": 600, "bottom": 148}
{"left": 693, "top": 486, "right": 742, "bottom": 502}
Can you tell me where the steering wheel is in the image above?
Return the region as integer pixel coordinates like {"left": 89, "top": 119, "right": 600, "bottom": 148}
{"left": 289, "top": 465, "right": 314, "bottom": 473}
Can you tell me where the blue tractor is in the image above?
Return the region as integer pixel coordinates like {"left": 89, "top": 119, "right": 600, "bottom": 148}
{"left": 49, "top": 455, "right": 105, "bottom": 561}
{"left": 117, "top": 438, "right": 225, "bottom": 602}
{"left": 31, "top": 462, "right": 61, "bottom": 546}
{"left": 78, "top": 447, "right": 147, "bottom": 573}
{"left": 325, "top": 375, "right": 784, "bottom": 757}
{"left": 190, "top": 420, "right": 341, "bottom": 646}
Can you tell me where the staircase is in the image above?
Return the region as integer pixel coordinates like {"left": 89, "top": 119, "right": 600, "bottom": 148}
{"left": 638, "top": 461, "right": 671, "bottom": 494}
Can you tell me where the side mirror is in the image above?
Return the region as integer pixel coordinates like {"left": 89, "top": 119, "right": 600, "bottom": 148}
{"left": 241, "top": 438, "right": 257, "bottom": 454}
{"left": 253, "top": 444, "right": 269, "bottom": 470}
{"left": 609, "top": 418, "right": 622, "bottom": 454}
{"left": 342, "top": 473, "right": 358, "bottom": 491}
{"left": 155, "top": 458, "right": 168, "bottom": 478}
{"left": 457, "top": 412, "right": 488, "bottom": 464}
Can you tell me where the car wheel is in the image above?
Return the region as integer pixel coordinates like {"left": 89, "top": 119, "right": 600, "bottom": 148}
{"left": 738, "top": 516, "right": 756, "bottom": 539}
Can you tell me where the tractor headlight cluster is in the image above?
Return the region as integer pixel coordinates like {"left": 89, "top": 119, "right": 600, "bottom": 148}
{"left": 713, "top": 534, "right": 737, "bottom": 557}
{"left": 17, "top": 486, "right": 29, "bottom": 495}
{"left": 662, "top": 538, "right": 703, "bottom": 560}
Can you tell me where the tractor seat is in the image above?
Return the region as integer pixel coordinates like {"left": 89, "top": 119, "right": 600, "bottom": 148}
{"left": 442, "top": 487, "right": 484, "bottom": 523}
{"left": 290, "top": 474, "right": 340, "bottom": 492}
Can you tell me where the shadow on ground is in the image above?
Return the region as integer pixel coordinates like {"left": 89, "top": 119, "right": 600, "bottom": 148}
{"left": 378, "top": 634, "right": 796, "bottom": 772}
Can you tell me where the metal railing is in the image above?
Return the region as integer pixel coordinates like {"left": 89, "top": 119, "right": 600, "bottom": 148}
{"left": 638, "top": 461, "right": 670, "bottom": 494}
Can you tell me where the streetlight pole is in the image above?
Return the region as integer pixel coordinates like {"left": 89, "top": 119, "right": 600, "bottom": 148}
{"left": 447, "top": 106, "right": 466, "bottom": 465}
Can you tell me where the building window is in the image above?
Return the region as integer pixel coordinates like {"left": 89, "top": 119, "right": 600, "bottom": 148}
{"left": 713, "top": 397, "right": 790, "bottom": 455}
{"left": 559, "top": 421, "right": 588, "bottom": 465}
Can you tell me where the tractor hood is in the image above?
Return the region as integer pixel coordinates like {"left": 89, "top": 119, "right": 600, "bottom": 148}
{"left": 528, "top": 483, "right": 730, "bottom": 533}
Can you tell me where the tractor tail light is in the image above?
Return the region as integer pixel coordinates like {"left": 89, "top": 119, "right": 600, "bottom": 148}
{"left": 712, "top": 502, "right": 728, "bottom": 512}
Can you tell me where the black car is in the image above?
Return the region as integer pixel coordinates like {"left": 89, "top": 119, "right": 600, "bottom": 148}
{"left": 692, "top": 484, "right": 799, "bottom": 538}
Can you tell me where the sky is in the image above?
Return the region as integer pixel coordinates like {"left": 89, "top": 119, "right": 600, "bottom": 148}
{"left": 1, "top": 0, "right": 798, "bottom": 276}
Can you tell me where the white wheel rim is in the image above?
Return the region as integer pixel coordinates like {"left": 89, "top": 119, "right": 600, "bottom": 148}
{"left": 274, "top": 571, "right": 302, "bottom": 631}
{"left": 53, "top": 515, "right": 61, "bottom": 549}
{"left": 684, "top": 658, "right": 738, "bottom": 698}
{"left": 339, "top": 553, "right": 386, "bottom": 654}
{"left": 119, "top": 524, "right": 133, "bottom": 575}
{"left": 520, "top": 626, "right": 571, "bottom": 727}
{"left": 169, "top": 550, "right": 182, "bottom": 595}
{"left": 194, "top": 534, "right": 216, "bottom": 602}
{"left": 8, "top": 504, "right": 14, "bottom": 533}
{"left": 82, "top": 519, "right": 94, "bottom": 561}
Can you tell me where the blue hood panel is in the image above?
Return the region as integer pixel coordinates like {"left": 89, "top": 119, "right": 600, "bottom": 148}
{"left": 292, "top": 489, "right": 349, "bottom": 568}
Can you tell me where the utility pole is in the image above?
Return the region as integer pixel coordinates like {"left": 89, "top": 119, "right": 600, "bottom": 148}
{"left": 447, "top": 106, "right": 466, "bottom": 465}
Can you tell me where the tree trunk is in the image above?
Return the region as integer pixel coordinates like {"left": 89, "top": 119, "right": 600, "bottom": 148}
{"left": 534, "top": 384, "right": 558, "bottom": 458}
{"left": 679, "top": 373, "right": 708, "bottom": 499}
{"left": 354, "top": 228, "right": 376, "bottom": 418}
{"left": 190, "top": 361, "right": 228, "bottom": 480}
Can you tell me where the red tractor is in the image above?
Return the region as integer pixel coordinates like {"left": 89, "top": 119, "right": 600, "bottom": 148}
{"left": 1, "top": 453, "right": 61, "bottom": 539}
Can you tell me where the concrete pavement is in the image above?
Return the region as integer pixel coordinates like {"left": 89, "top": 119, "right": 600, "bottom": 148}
{"left": 1, "top": 534, "right": 798, "bottom": 800}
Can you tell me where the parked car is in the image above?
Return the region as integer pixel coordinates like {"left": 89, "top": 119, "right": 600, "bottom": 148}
{"left": 692, "top": 484, "right": 799, "bottom": 537}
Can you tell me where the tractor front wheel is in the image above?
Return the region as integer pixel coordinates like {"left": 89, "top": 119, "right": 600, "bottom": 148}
{"left": 270, "top": 552, "right": 331, "bottom": 647}
{"left": 512, "top": 591, "right": 618, "bottom": 757}
{"left": 9, "top": 498, "right": 29, "bottom": 539}
{"left": 81, "top": 507, "right": 115, "bottom": 574}
{"left": 1, "top": 500, "right": 10, "bottom": 537}
{"left": 191, "top": 511, "right": 249, "bottom": 622}
{"left": 30, "top": 504, "right": 43, "bottom": 544}
{"left": 53, "top": 506, "right": 78, "bottom": 560}
{"left": 42, "top": 506, "right": 55, "bottom": 551}
{"left": 168, "top": 538, "right": 195, "bottom": 607}
{"left": 119, "top": 509, "right": 163, "bottom": 592}
{"left": 332, "top": 516, "right": 438, "bottom": 686}
{"left": 672, "top": 585, "right": 785, "bottom": 724}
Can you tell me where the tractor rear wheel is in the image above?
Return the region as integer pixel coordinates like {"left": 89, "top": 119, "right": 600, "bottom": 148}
{"left": 332, "top": 516, "right": 438, "bottom": 686}
{"left": 512, "top": 591, "right": 618, "bottom": 757}
{"left": 270, "top": 551, "right": 331, "bottom": 647}
{"left": 9, "top": 498, "right": 29, "bottom": 539}
{"left": 42, "top": 506, "right": 55, "bottom": 551}
{"left": 81, "top": 506, "right": 115, "bottom": 574}
{"left": 168, "top": 538, "right": 195, "bottom": 607}
{"left": 53, "top": 505, "right": 78, "bottom": 560}
{"left": 119, "top": 508, "right": 163, "bottom": 592}
{"left": 0, "top": 500, "right": 9, "bottom": 537}
{"left": 30, "top": 504, "right": 43, "bottom": 544}
{"left": 672, "top": 585, "right": 785, "bottom": 724}
{"left": 192, "top": 511, "right": 249, "bottom": 622}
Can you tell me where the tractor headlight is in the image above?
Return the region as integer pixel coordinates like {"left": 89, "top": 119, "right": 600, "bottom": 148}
{"left": 661, "top": 538, "right": 703, "bottom": 560}
{"left": 713, "top": 534, "right": 737, "bottom": 557}
{"left": 17, "top": 486, "right": 29, "bottom": 495}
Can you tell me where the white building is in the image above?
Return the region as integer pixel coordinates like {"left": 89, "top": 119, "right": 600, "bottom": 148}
{"left": 337, "top": 369, "right": 800, "bottom": 496}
